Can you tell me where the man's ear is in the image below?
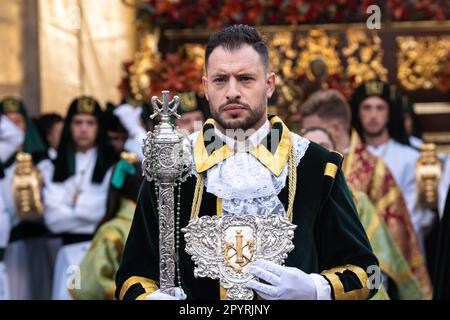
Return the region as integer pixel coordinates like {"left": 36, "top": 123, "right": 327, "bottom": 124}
{"left": 202, "top": 75, "right": 209, "bottom": 101}
{"left": 266, "top": 72, "right": 276, "bottom": 99}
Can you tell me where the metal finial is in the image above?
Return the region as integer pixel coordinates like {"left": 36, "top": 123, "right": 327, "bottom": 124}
{"left": 150, "top": 90, "right": 181, "bottom": 122}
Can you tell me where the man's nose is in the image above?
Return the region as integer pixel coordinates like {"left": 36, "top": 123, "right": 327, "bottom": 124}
{"left": 368, "top": 109, "right": 378, "bottom": 118}
{"left": 225, "top": 78, "right": 241, "bottom": 101}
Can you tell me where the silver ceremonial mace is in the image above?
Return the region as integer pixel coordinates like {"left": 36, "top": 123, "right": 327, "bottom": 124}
{"left": 142, "top": 90, "right": 192, "bottom": 294}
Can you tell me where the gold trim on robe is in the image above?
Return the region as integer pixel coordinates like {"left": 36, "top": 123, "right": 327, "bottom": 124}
{"left": 343, "top": 130, "right": 432, "bottom": 299}
{"left": 119, "top": 276, "right": 159, "bottom": 300}
{"left": 194, "top": 116, "right": 292, "bottom": 176}
{"left": 321, "top": 264, "right": 370, "bottom": 300}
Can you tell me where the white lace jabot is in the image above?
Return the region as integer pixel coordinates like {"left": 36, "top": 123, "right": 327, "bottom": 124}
{"left": 189, "top": 124, "right": 310, "bottom": 217}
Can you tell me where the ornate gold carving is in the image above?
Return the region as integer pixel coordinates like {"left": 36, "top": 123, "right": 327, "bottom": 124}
{"left": 267, "top": 30, "right": 343, "bottom": 116}
{"left": 416, "top": 144, "right": 442, "bottom": 209}
{"left": 397, "top": 36, "right": 450, "bottom": 90}
{"left": 267, "top": 32, "right": 302, "bottom": 112}
{"left": 185, "top": 43, "right": 205, "bottom": 74}
{"left": 295, "top": 29, "right": 343, "bottom": 82}
{"left": 129, "top": 31, "right": 161, "bottom": 101}
{"left": 268, "top": 32, "right": 295, "bottom": 79}
{"left": 12, "top": 152, "right": 44, "bottom": 220}
{"left": 343, "top": 30, "right": 388, "bottom": 87}
{"left": 163, "top": 21, "right": 450, "bottom": 40}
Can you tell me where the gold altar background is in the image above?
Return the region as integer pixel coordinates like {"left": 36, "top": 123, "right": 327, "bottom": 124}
{"left": 0, "top": 0, "right": 136, "bottom": 115}
{"left": 140, "top": 22, "right": 450, "bottom": 151}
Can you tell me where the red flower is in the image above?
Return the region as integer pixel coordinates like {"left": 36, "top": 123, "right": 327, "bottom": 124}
{"left": 140, "top": 0, "right": 450, "bottom": 28}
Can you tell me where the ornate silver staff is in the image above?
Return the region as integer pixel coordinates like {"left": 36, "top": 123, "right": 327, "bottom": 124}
{"left": 142, "top": 91, "right": 192, "bottom": 294}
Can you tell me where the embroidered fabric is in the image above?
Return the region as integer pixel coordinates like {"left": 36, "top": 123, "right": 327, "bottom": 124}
{"left": 187, "top": 132, "right": 310, "bottom": 217}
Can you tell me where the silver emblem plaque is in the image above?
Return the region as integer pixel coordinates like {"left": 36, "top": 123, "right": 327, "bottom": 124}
{"left": 182, "top": 214, "right": 297, "bottom": 300}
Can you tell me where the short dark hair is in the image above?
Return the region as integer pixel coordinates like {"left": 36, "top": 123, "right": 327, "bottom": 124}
{"left": 205, "top": 24, "right": 269, "bottom": 72}
{"left": 299, "top": 90, "right": 351, "bottom": 130}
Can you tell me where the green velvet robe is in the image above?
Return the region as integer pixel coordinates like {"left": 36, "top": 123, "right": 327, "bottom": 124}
{"left": 115, "top": 146, "right": 379, "bottom": 300}
{"left": 116, "top": 118, "right": 379, "bottom": 300}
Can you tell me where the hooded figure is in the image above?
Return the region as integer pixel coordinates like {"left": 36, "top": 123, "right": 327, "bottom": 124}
{"left": 350, "top": 81, "right": 410, "bottom": 146}
{"left": 43, "top": 96, "right": 119, "bottom": 300}
{"left": 401, "top": 94, "right": 423, "bottom": 149}
{"left": 52, "top": 96, "right": 118, "bottom": 184}
{"left": 350, "top": 80, "right": 436, "bottom": 269}
{"left": 0, "top": 97, "right": 55, "bottom": 300}
{"left": 0, "top": 97, "right": 48, "bottom": 170}
{"left": 70, "top": 152, "right": 142, "bottom": 300}
{"left": 35, "top": 113, "right": 64, "bottom": 161}
{"left": 175, "top": 91, "right": 206, "bottom": 135}
{"left": 103, "top": 103, "right": 129, "bottom": 154}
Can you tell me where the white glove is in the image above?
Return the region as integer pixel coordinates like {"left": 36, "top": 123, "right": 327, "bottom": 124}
{"left": 113, "top": 103, "right": 145, "bottom": 137}
{"left": 246, "top": 260, "right": 317, "bottom": 300}
{"left": 0, "top": 262, "right": 10, "bottom": 300}
{"left": 145, "top": 287, "right": 187, "bottom": 300}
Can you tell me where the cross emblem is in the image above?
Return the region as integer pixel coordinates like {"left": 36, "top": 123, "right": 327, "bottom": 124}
{"left": 224, "top": 230, "right": 254, "bottom": 273}
{"left": 150, "top": 90, "right": 181, "bottom": 124}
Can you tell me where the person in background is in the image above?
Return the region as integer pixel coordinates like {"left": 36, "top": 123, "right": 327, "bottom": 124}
{"left": 0, "top": 97, "right": 54, "bottom": 300}
{"left": 434, "top": 181, "right": 450, "bottom": 299}
{"left": 36, "top": 113, "right": 64, "bottom": 161}
{"left": 104, "top": 103, "right": 129, "bottom": 153}
{"left": 401, "top": 94, "right": 423, "bottom": 150}
{"left": 176, "top": 91, "right": 206, "bottom": 135}
{"left": 70, "top": 152, "right": 142, "bottom": 300}
{"left": 350, "top": 81, "right": 436, "bottom": 270}
{"left": 43, "top": 96, "right": 119, "bottom": 299}
{"left": 300, "top": 89, "right": 431, "bottom": 298}
{"left": 0, "top": 113, "right": 24, "bottom": 164}
{"left": 303, "top": 126, "right": 424, "bottom": 299}
{"left": 0, "top": 180, "right": 10, "bottom": 300}
{"left": 140, "top": 102, "right": 155, "bottom": 133}
{"left": 300, "top": 127, "right": 336, "bottom": 151}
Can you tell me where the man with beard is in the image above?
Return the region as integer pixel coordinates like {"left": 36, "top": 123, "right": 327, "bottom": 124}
{"left": 116, "top": 25, "right": 378, "bottom": 300}
{"left": 43, "top": 96, "right": 118, "bottom": 299}
{"left": 299, "top": 89, "right": 431, "bottom": 298}
{"left": 350, "top": 81, "right": 436, "bottom": 272}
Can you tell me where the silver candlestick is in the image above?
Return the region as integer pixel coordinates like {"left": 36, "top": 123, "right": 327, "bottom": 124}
{"left": 142, "top": 90, "right": 192, "bottom": 294}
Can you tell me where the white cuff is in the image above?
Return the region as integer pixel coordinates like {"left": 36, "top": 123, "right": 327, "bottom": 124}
{"left": 309, "top": 274, "right": 332, "bottom": 300}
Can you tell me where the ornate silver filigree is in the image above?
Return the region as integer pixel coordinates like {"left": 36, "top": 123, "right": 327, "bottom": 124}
{"left": 182, "top": 215, "right": 297, "bottom": 300}
{"left": 142, "top": 91, "right": 192, "bottom": 293}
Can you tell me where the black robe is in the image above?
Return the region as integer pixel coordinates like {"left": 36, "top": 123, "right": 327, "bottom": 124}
{"left": 433, "top": 184, "right": 450, "bottom": 299}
